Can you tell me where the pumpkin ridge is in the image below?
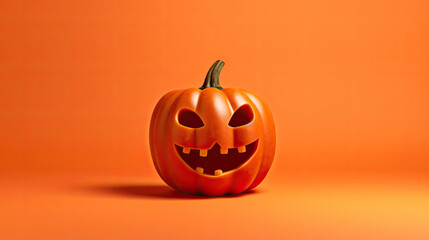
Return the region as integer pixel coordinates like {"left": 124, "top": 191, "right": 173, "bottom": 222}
{"left": 166, "top": 90, "right": 201, "bottom": 194}
{"left": 149, "top": 91, "right": 175, "bottom": 182}
{"left": 232, "top": 90, "right": 263, "bottom": 192}
{"left": 151, "top": 90, "right": 182, "bottom": 187}
{"left": 243, "top": 90, "right": 276, "bottom": 190}
{"left": 159, "top": 91, "right": 184, "bottom": 191}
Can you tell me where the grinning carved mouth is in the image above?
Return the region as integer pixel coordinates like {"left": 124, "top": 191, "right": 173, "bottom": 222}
{"left": 175, "top": 140, "right": 258, "bottom": 176}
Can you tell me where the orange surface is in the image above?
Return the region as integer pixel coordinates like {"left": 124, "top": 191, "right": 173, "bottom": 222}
{"left": 1, "top": 0, "right": 429, "bottom": 239}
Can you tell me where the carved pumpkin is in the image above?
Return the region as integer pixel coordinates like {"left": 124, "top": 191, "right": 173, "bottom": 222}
{"left": 149, "top": 60, "right": 275, "bottom": 196}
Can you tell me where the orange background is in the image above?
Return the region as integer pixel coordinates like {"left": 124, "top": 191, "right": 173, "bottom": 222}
{"left": 1, "top": 0, "right": 429, "bottom": 239}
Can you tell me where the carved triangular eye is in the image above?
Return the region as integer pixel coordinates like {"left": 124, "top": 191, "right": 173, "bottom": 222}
{"left": 178, "top": 110, "right": 204, "bottom": 128}
{"left": 229, "top": 104, "right": 254, "bottom": 127}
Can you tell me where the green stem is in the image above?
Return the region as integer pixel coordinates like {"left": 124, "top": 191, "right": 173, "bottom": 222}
{"left": 199, "top": 60, "right": 224, "bottom": 90}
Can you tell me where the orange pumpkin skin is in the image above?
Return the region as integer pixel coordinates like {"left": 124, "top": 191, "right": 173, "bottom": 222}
{"left": 149, "top": 61, "right": 275, "bottom": 196}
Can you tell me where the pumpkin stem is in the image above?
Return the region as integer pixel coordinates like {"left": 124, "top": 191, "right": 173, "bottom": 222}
{"left": 199, "top": 60, "right": 224, "bottom": 90}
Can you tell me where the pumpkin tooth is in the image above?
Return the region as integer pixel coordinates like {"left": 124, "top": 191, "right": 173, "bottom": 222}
{"left": 220, "top": 148, "right": 228, "bottom": 154}
{"left": 196, "top": 167, "right": 204, "bottom": 174}
{"left": 182, "top": 147, "right": 190, "bottom": 154}
{"left": 214, "top": 169, "right": 223, "bottom": 176}
{"left": 238, "top": 146, "right": 246, "bottom": 153}
{"left": 199, "top": 149, "right": 208, "bottom": 157}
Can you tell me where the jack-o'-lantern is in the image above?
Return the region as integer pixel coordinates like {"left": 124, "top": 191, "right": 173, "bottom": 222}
{"left": 149, "top": 60, "right": 275, "bottom": 196}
